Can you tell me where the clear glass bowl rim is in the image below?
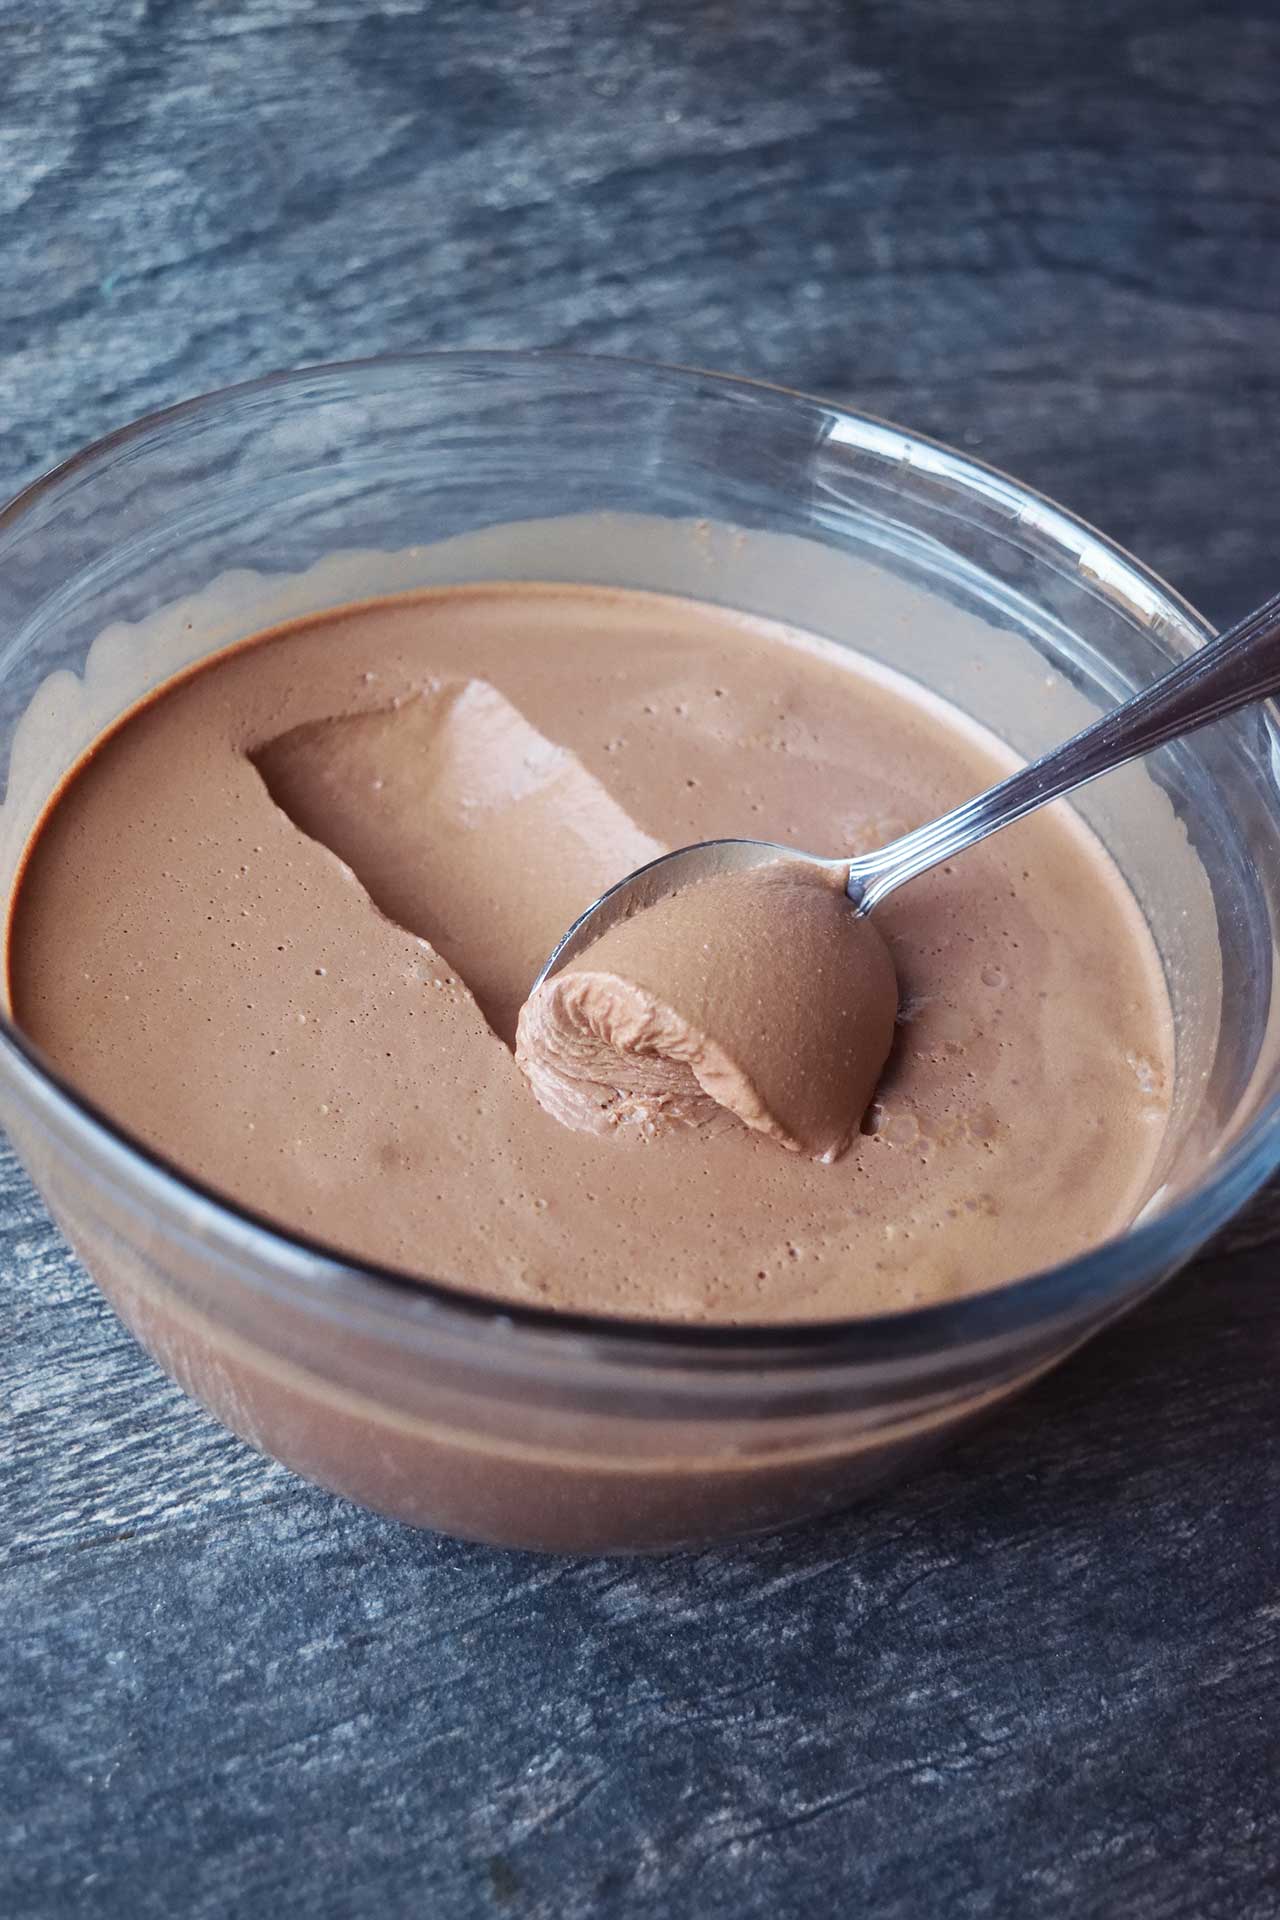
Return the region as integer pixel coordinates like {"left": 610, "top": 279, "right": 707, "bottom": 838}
{"left": 1, "top": 347, "right": 1275, "bottom": 1373}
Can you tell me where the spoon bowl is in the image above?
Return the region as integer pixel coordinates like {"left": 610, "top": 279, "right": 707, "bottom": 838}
{"left": 532, "top": 837, "right": 825, "bottom": 989}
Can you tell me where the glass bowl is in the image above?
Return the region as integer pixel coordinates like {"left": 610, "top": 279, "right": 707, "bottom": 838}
{"left": 1, "top": 352, "right": 1277, "bottom": 1554}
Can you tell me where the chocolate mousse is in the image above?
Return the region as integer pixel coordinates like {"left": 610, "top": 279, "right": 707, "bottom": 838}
{"left": 516, "top": 861, "right": 898, "bottom": 1161}
{"left": 5, "top": 582, "right": 1174, "bottom": 1323}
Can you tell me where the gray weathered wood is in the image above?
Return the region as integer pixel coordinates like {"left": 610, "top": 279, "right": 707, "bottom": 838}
{"left": 3, "top": 4, "right": 1280, "bottom": 1915}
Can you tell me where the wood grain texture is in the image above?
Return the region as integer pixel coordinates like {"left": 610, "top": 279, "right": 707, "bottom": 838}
{"left": 2, "top": 3, "right": 1280, "bottom": 1915}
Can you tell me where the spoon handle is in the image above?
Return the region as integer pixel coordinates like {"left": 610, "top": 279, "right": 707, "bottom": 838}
{"left": 848, "top": 585, "right": 1280, "bottom": 914}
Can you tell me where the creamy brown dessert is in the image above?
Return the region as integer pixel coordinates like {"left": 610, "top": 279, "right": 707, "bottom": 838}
{"left": 516, "top": 861, "right": 898, "bottom": 1161}
{"left": 5, "top": 582, "right": 1173, "bottom": 1323}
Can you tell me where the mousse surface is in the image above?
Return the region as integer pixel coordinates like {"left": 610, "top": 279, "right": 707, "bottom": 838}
{"left": 6, "top": 584, "right": 1173, "bottom": 1322}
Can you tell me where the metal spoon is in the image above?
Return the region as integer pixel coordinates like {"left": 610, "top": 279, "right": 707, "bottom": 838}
{"left": 534, "top": 586, "right": 1280, "bottom": 986}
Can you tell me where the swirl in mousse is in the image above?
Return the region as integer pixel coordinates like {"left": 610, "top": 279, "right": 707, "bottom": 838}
{"left": 517, "top": 862, "right": 899, "bottom": 1162}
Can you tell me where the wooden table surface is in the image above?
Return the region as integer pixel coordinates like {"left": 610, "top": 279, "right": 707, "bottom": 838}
{"left": 3, "top": 4, "right": 1279, "bottom": 1915}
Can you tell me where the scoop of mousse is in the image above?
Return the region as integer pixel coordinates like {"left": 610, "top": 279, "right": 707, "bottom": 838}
{"left": 515, "top": 861, "right": 899, "bottom": 1163}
